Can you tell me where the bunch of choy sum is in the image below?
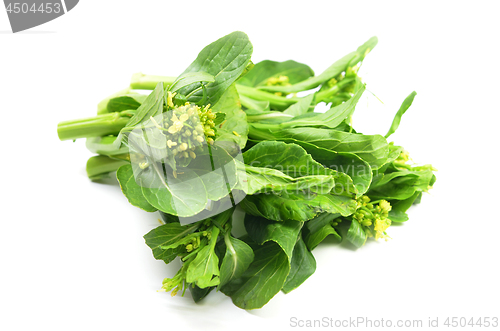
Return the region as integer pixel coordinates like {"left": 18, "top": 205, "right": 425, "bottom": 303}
{"left": 57, "top": 31, "right": 436, "bottom": 309}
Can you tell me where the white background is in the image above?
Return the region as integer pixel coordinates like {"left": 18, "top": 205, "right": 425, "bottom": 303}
{"left": 1, "top": 1, "right": 499, "bottom": 330}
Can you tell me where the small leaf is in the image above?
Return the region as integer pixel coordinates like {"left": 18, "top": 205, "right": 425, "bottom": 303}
{"left": 237, "top": 59, "right": 314, "bottom": 87}
{"left": 221, "top": 239, "right": 290, "bottom": 309}
{"left": 219, "top": 234, "right": 255, "bottom": 289}
{"left": 244, "top": 214, "right": 302, "bottom": 260}
{"left": 143, "top": 222, "right": 199, "bottom": 263}
{"left": 385, "top": 91, "right": 417, "bottom": 139}
{"left": 257, "top": 37, "right": 377, "bottom": 93}
{"left": 282, "top": 237, "right": 316, "bottom": 293}
{"left": 179, "top": 31, "right": 253, "bottom": 105}
{"left": 346, "top": 219, "right": 367, "bottom": 248}
{"left": 116, "top": 164, "right": 157, "bottom": 212}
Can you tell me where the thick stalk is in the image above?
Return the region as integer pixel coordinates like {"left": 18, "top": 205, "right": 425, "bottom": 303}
{"left": 86, "top": 155, "right": 129, "bottom": 180}
{"left": 130, "top": 73, "right": 177, "bottom": 90}
{"left": 57, "top": 111, "right": 131, "bottom": 141}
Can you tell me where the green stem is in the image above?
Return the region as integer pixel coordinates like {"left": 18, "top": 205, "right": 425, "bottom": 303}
{"left": 57, "top": 111, "right": 131, "bottom": 141}
{"left": 236, "top": 84, "right": 300, "bottom": 110}
{"left": 246, "top": 112, "right": 294, "bottom": 122}
{"left": 130, "top": 73, "right": 177, "bottom": 90}
{"left": 247, "top": 124, "right": 277, "bottom": 141}
{"left": 314, "top": 76, "right": 355, "bottom": 103}
{"left": 86, "top": 155, "right": 129, "bottom": 180}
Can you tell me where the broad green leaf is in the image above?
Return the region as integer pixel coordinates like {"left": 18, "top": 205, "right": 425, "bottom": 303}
{"left": 385, "top": 91, "right": 417, "bottom": 138}
{"left": 180, "top": 31, "right": 253, "bottom": 105}
{"left": 212, "top": 84, "right": 249, "bottom": 149}
{"left": 139, "top": 162, "right": 208, "bottom": 217}
{"left": 244, "top": 215, "right": 302, "bottom": 260}
{"left": 285, "top": 140, "right": 371, "bottom": 197}
{"left": 368, "top": 165, "right": 435, "bottom": 200}
{"left": 186, "top": 145, "right": 238, "bottom": 201}
{"left": 143, "top": 222, "right": 199, "bottom": 263}
{"left": 304, "top": 223, "right": 341, "bottom": 251}
{"left": 221, "top": 239, "right": 290, "bottom": 309}
{"left": 186, "top": 227, "right": 221, "bottom": 288}
{"left": 303, "top": 213, "right": 342, "bottom": 250}
{"left": 237, "top": 59, "right": 314, "bottom": 87}
{"left": 219, "top": 233, "right": 255, "bottom": 288}
{"left": 116, "top": 164, "right": 157, "bottom": 212}
{"left": 238, "top": 163, "right": 335, "bottom": 195}
{"left": 249, "top": 126, "right": 389, "bottom": 170}
{"left": 282, "top": 237, "right": 316, "bottom": 293}
{"left": 242, "top": 140, "right": 344, "bottom": 182}
{"left": 257, "top": 37, "right": 377, "bottom": 93}
{"left": 168, "top": 72, "right": 215, "bottom": 93}
{"left": 241, "top": 192, "right": 357, "bottom": 222}
{"left": 346, "top": 219, "right": 367, "bottom": 248}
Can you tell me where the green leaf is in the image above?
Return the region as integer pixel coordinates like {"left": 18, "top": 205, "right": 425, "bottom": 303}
{"left": 282, "top": 237, "right": 316, "bottom": 293}
{"left": 368, "top": 164, "right": 435, "bottom": 200}
{"left": 281, "top": 84, "right": 365, "bottom": 128}
{"left": 143, "top": 222, "right": 199, "bottom": 263}
{"left": 282, "top": 94, "right": 315, "bottom": 116}
{"left": 241, "top": 192, "right": 356, "bottom": 222}
{"left": 303, "top": 213, "right": 342, "bottom": 250}
{"left": 129, "top": 141, "right": 237, "bottom": 217}
{"left": 219, "top": 233, "right": 255, "bottom": 289}
{"left": 250, "top": 127, "right": 389, "bottom": 170}
{"left": 346, "top": 219, "right": 367, "bottom": 248}
{"left": 284, "top": 140, "right": 371, "bottom": 197}
{"left": 106, "top": 94, "right": 147, "bottom": 113}
{"left": 221, "top": 239, "right": 290, "bottom": 309}
{"left": 116, "top": 164, "right": 157, "bottom": 212}
{"left": 244, "top": 215, "right": 302, "bottom": 260}
{"left": 257, "top": 37, "right": 377, "bottom": 93}
{"left": 189, "top": 284, "right": 214, "bottom": 303}
{"left": 139, "top": 162, "right": 208, "bottom": 217}
{"left": 238, "top": 163, "right": 335, "bottom": 196}
{"left": 212, "top": 84, "right": 249, "bottom": 149}
{"left": 123, "top": 82, "right": 165, "bottom": 129}
{"left": 388, "top": 191, "right": 421, "bottom": 222}
{"left": 180, "top": 31, "right": 253, "bottom": 105}
{"left": 237, "top": 59, "right": 314, "bottom": 87}
{"left": 186, "top": 227, "right": 221, "bottom": 288}
{"left": 385, "top": 91, "right": 417, "bottom": 139}
{"left": 168, "top": 72, "right": 215, "bottom": 93}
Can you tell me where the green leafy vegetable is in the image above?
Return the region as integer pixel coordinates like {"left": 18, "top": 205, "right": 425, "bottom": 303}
{"left": 57, "top": 31, "right": 436, "bottom": 310}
